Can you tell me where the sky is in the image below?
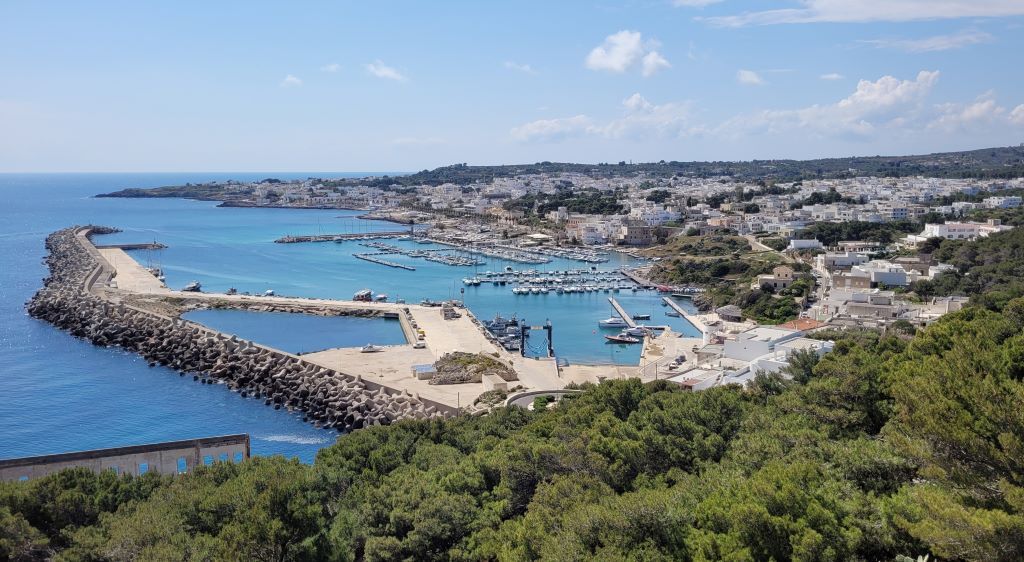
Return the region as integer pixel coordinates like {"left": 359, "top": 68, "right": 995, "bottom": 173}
{"left": 2, "top": 0, "right": 1024, "bottom": 172}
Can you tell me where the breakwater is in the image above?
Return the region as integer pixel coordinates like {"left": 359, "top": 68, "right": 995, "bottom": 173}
{"left": 27, "top": 227, "right": 452, "bottom": 432}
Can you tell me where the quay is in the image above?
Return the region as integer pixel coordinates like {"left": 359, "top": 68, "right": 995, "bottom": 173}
{"left": 95, "top": 242, "right": 167, "bottom": 250}
{"left": 607, "top": 297, "right": 638, "bottom": 328}
{"left": 87, "top": 239, "right": 569, "bottom": 411}
{"left": 274, "top": 231, "right": 413, "bottom": 243}
{"left": 620, "top": 268, "right": 656, "bottom": 289}
{"left": 353, "top": 253, "right": 416, "bottom": 271}
{"left": 662, "top": 296, "right": 707, "bottom": 334}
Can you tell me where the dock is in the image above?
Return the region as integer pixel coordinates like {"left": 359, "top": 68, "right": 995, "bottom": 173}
{"left": 353, "top": 253, "right": 416, "bottom": 271}
{"left": 95, "top": 242, "right": 167, "bottom": 250}
{"left": 662, "top": 296, "right": 707, "bottom": 334}
{"left": 274, "top": 231, "right": 413, "bottom": 243}
{"left": 619, "top": 268, "right": 655, "bottom": 289}
{"left": 607, "top": 297, "right": 638, "bottom": 328}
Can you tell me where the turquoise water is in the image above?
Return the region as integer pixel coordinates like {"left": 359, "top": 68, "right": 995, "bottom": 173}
{"left": 182, "top": 309, "right": 406, "bottom": 354}
{"left": 0, "top": 173, "right": 698, "bottom": 463}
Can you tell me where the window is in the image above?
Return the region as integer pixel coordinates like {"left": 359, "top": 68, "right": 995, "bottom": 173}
{"left": 177, "top": 457, "right": 188, "bottom": 474}
{"left": 18, "top": 476, "right": 28, "bottom": 482}
{"left": 139, "top": 463, "right": 149, "bottom": 475}
{"left": 219, "top": 453, "right": 228, "bottom": 463}
{"left": 203, "top": 455, "right": 213, "bottom": 466}
{"left": 233, "top": 452, "right": 244, "bottom": 463}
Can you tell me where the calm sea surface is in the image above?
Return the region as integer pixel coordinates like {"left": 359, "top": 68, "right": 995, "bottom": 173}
{"left": 0, "top": 173, "right": 698, "bottom": 462}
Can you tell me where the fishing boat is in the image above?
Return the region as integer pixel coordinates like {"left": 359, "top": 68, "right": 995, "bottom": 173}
{"left": 598, "top": 317, "right": 628, "bottom": 328}
{"left": 360, "top": 344, "right": 384, "bottom": 353}
{"left": 604, "top": 332, "right": 640, "bottom": 344}
{"left": 181, "top": 281, "right": 201, "bottom": 292}
{"left": 353, "top": 289, "right": 373, "bottom": 301}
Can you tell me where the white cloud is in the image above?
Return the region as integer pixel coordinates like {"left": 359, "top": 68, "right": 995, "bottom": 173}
{"left": 736, "top": 69, "right": 764, "bottom": 85}
{"left": 820, "top": 73, "right": 845, "bottom": 80}
{"left": 720, "top": 70, "right": 940, "bottom": 137}
{"left": 585, "top": 30, "right": 670, "bottom": 76}
{"left": 365, "top": 60, "right": 407, "bottom": 81}
{"left": 504, "top": 61, "right": 535, "bottom": 74}
{"left": 320, "top": 63, "right": 341, "bottom": 73}
{"left": 511, "top": 94, "right": 698, "bottom": 142}
{"left": 1011, "top": 104, "right": 1024, "bottom": 125}
{"left": 702, "top": 0, "right": 1024, "bottom": 27}
{"left": 280, "top": 74, "right": 302, "bottom": 87}
{"left": 672, "top": 0, "right": 724, "bottom": 7}
{"left": 929, "top": 96, "right": 1004, "bottom": 130}
{"left": 598, "top": 94, "right": 698, "bottom": 139}
{"left": 861, "top": 29, "right": 993, "bottom": 52}
{"left": 510, "top": 115, "right": 594, "bottom": 142}
{"left": 585, "top": 30, "right": 645, "bottom": 72}
{"left": 641, "top": 51, "right": 671, "bottom": 77}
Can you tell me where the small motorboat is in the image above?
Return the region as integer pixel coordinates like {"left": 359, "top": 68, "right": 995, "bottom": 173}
{"left": 666, "top": 311, "right": 681, "bottom": 317}
{"left": 226, "top": 287, "right": 237, "bottom": 295}
{"left": 625, "top": 327, "right": 649, "bottom": 337}
{"left": 632, "top": 313, "right": 652, "bottom": 320}
{"left": 605, "top": 332, "right": 640, "bottom": 344}
{"left": 360, "top": 344, "right": 384, "bottom": 353}
{"left": 374, "top": 294, "right": 388, "bottom": 302}
{"left": 181, "top": 281, "right": 201, "bottom": 292}
{"left": 264, "top": 289, "right": 275, "bottom": 296}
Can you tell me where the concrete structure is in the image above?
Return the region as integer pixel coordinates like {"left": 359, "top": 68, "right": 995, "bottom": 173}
{"left": 903, "top": 219, "right": 1013, "bottom": 246}
{"left": 755, "top": 265, "right": 796, "bottom": 291}
{"left": 722, "top": 326, "right": 802, "bottom": 362}
{"left": 787, "top": 239, "right": 824, "bottom": 252}
{"left": 0, "top": 434, "right": 250, "bottom": 482}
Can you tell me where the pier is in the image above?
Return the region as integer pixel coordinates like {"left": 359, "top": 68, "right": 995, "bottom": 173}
{"left": 607, "top": 297, "right": 638, "bottom": 328}
{"left": 95, "top": 242, "right": 167, "bottom": 250}
{"left": 662, "top": 296, "right": 707, "bottom": 334}
{"left": 620, "top": 268, "right": 656, "bottom": 289}
{"left": 274, "top": 231, "right": 413, "bottom": 243}
{"left": 353, "top": 253, "right": 416, "bottom": 271}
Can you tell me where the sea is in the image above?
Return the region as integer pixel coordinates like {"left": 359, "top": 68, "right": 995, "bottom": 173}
{"left": 0, "top": 173, "right": 699, "bottom": 463}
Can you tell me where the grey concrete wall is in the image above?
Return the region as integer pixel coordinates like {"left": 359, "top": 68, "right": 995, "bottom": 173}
{"left": 0, "top": 434, "right": 250, "bottom": 482}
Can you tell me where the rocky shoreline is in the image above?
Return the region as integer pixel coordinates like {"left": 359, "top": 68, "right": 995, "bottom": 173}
{"left": 27, "top": 227, "right": 453, "bottom": 432}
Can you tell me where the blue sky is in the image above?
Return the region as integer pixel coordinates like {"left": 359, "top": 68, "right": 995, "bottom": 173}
{"left": 2, "top": 0, "right": 1024, "bottom": 172}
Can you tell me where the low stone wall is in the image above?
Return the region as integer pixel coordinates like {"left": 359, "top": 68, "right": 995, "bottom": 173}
{"left": 27, "top": 227, "right": 454, "bottom": 433}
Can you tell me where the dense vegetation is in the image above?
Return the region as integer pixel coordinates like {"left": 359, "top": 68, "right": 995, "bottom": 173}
{"left": 797, "top": 220, "right": 922, "bottom": 246}
{"left": 4, "top": 298, "right": 1024, "bottom": 560}
{"left": 910, "top": 227, "right": 1024, "bottom": 309}
{"left": 501, "top": 188, "right": 624, "bottom": 216}
{"left": 365, "top": 145, "right": 1024, "bottom": 186}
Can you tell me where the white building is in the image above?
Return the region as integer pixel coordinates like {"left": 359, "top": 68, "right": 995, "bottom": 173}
{"left": 903, "top": 219, "right": 1013, "bottom": 246}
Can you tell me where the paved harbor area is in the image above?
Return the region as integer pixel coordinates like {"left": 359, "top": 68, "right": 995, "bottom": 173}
{"left": 96, "top": 247, "right": 568, "bottom": 408}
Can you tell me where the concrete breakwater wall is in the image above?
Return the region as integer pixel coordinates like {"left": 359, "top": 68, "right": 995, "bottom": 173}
{"left": 27, "top": 227, "right": 453, "bottom": 432}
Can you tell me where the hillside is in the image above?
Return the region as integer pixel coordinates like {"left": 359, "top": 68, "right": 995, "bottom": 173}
{"left": 96, "top": 145, "right": 1024, "bottom": 198}
{"left": 3, "top": 298, "right": 1024, "bottom": 560}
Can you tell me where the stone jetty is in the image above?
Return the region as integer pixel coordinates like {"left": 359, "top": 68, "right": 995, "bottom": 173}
{"left": 27, "top": 226, "right": 454, "bottom": 432}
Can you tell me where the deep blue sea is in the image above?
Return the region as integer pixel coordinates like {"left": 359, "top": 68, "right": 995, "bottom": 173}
{"left": 0, "top": 173, "right": 698, "bottom": 463}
